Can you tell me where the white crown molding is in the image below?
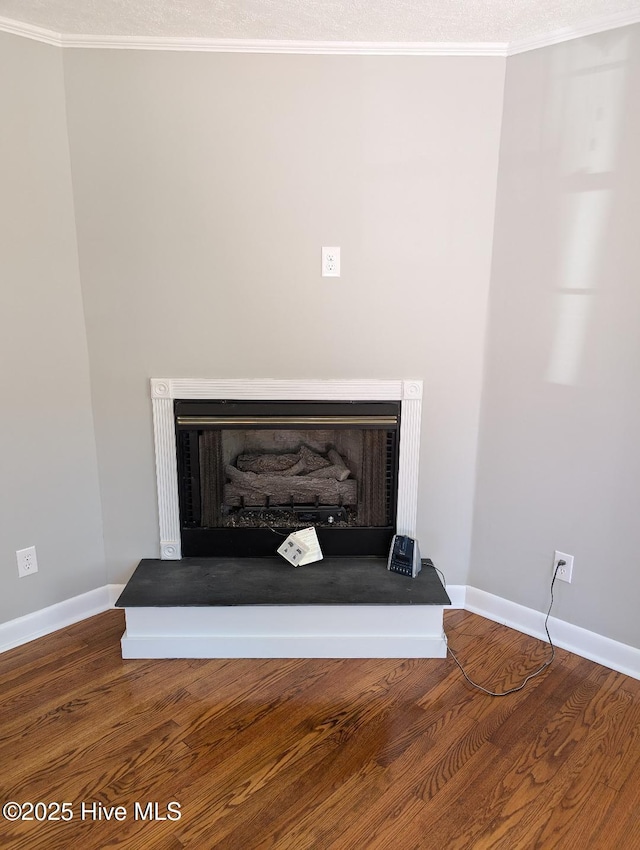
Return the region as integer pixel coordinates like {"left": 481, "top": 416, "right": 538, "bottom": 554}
{"left": 0, "top": 20, "right": 506, "bottom": 55}
{"left": 3, "top": 11, "right": 640, "bottom": 56}
{"left": 508, "top": 7, "right": 640, "bottom": 54}
{"left": 1, "top": 10, "right": 638, "bottom": 56}
{"left": 62, "top": 35, "right": 509, "bottom": 56}
{"left": 0, "top": 15, "right": 63, "bottom": 46}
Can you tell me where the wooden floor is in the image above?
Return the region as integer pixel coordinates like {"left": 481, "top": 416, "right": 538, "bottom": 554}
{"left": 0, "top": 609, "right": 638, "bottom": 850}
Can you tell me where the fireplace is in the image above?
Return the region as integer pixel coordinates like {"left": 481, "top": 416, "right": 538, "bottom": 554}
{"left": 151, "top": 379, "right": 422, "bottom": 560}
{"left": 176, "top": 399, "right": 400, "bottom": 557}
{"left": 116, "top": 378, "right": 452, "bottom": 659}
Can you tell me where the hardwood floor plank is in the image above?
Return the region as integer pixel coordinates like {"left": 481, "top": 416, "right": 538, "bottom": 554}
{"left": 171, "top": 659, "right": 421, "bottom": 843}
{"left": 334, "top": 685, "right": 545, "bottom": 848}
{"left": 205, "top": 711, "right": 394, "bottom": 849}
{"left": 0, "top": 610, "right": 124, "bottom": 681}
{"left": 346, "top": 655, "right": 598, "bottom": 849}
{"left": 455, "top": 678, "right": 632, "bottom": 848}
{"left": 0, "top": 659, "right": 204, "bottom": 778}
{"left": 249, "top": 661, "right": 543, "bottom": 850}
{"left": 0, "top": 639, "right": 95, "bottom": 691}
{"left": 0, "top": 608, "right": 637, "bottom": 850}
{"left": 174, "top": 658, "right": 438, "bottom": 849}
{"left": 588, "top": 772, "right": 640, "bottom": 849}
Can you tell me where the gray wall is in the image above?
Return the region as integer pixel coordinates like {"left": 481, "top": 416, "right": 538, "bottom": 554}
{"left": 470, "top": 26, "right": 640, "bottom": 647}
{"left": 2, "top": 25, "right": 638, "bottom": 651}
{"left": 0, "top": 33, "right": 105, "bottom": 623}
{"left": 62, "top": 51, "right": 506, "bottom": 585}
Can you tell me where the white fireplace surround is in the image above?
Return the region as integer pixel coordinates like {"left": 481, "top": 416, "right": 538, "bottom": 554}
{"left": 151, "top": 377, "right": 423, "bottom": 559}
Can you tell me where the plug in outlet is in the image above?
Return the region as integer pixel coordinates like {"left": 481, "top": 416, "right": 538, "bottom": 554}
{"left": 554, "top": 550, "right": 574, "bottom": 583}
{"left": 17, "top": 546, "right": 38, "bottom": 578}
{"left": 322, "top": 247, "right": 340, "bottom": 277}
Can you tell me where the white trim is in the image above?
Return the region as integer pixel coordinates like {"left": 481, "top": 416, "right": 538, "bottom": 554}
{"left": 442, "top": 584, "right": 467, "bottom": 608}
{"left": 0, "top": 582, "right": 637, "bottom": 678}
{"left": 151, "top": 394, "right": 181, "bottom": 559}
{"left": 0, "top": 585, "right": 114, "bottom": 653}
{"left": 152, "top": 377, "right": 409, "bottom": 400}
{"left": 124, "top": 603, "right": 443, "bottom": 635}
{"left": 465, "top": 586, "right": 640, "bottom": 680}
{"left": 397, "top": 382, "right": 422, "bottom": 536}
{"left": 507, "top": 9, "right": 640, "bottom": 55}
{"left": 108, "top": 584, "right": 126, "bottom": 606}
{"left": 121, "top": 604, "right": 447, "bottom": 658}
{"left": 0, "top": 21, "right": 505, "bottom": 55}
{"left": 0, "top": 15, "right": 63, "bottom": 47}
{"left": 1, "top": 11, "right": 639, "bottom": 56}
{"left": 150, "top": 377, "right": 422, "bottom": 558}
{"left": 120, "top": 633, "right": 448, "bottom": 659}
{"left": 63, "top": 36, "right": 508, "bottom": 56}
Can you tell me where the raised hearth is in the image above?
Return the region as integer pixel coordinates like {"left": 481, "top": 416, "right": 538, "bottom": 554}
{"left": 134, "top": 378, "right": 432, "bottom": 658}
{"left": 116, "top": 558, "right": 451, "bottom": 659}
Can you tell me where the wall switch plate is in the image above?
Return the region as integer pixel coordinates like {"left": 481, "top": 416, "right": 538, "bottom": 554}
{"left": 322, "top": 247, "right": 340, "bottom": 277}
{"left": 17, "top": 545, "right": 38, "bottom": 577}
{"left": 554, "top": 550, "right": 574, "bottom": 583}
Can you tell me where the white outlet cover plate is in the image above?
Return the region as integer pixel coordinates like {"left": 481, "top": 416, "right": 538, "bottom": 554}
{"left": 554, "top": 550, "right": 574, "bottom": 583}
{"left": 322, "top": 246, "right": 340, "bottom": 277}
{"left": 17, "top": 545, "right": 38, "bottom": 577}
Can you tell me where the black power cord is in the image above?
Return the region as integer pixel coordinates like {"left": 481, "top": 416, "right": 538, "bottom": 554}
{"left": 442, "top": 560, "right": 564, "bottom": 697}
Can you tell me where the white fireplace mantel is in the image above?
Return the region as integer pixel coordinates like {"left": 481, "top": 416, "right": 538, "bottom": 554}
{"left": 151, "top": 378, "right": 423, "bottom": 560}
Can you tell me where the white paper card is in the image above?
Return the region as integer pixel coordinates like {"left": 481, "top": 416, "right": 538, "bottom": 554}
{"left": 277, "top": 535, "right": 309, "bottom": 566}
{"left": 290, "top": 527, "right": 323, "bottom": 566}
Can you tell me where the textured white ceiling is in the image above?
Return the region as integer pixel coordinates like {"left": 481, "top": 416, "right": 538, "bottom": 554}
{"left": 1, "top": 0, "right": 639, "bottom": 43}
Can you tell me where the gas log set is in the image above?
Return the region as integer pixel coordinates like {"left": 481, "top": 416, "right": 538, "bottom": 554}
{"left": 224, "top": 445, "right": 356, "bottom": 508}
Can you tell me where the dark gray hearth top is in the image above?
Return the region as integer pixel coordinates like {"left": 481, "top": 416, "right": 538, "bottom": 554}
{"left": 115, "top": 557, "right": 451, "bottom": 608}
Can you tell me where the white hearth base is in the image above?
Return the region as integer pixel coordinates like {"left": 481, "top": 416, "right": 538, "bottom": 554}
{"left": 120, "top": 605, "right": 447, "bottom": 659}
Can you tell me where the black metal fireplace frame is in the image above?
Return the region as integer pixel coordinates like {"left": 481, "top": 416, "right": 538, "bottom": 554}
{"left": 175, "top": 399, "right": 401, "bottom": 557}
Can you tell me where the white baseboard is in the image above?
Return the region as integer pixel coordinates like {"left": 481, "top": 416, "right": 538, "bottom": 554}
{"left": 1, "top": 582, "right": 638, "bottom": 679}
{"left": 121, "top": 633, "right": 448, "bottom": 659}
{"left": 0, "top": 584, "right": 124, "bottom": 654}
{"left": 109, "top": 584, "right": 126, "bottom": 606}
{"left": 465, "top": 587, "right": 640, "bottom": 680}
{"left": 442, "top": 584, "right": 467, "bottom": 608}
{"left": 121, "top": 604, "right": 448, "bottom": 659}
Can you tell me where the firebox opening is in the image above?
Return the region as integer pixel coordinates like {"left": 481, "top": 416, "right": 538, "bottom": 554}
{"left": 175, "top": 400, "right": 401, "bottom": 557}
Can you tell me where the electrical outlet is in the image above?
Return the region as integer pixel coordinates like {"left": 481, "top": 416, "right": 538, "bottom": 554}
{"left": 322, "top": 247, "right": 340, "bottom": 277}
{"left": 554, "top": 550, "right": 574, "bottom": 584}
{"left": 17, "top": 545, "right": 38, "bottom": 578}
